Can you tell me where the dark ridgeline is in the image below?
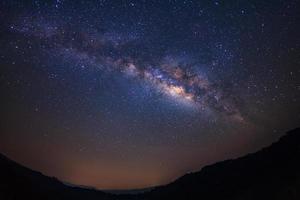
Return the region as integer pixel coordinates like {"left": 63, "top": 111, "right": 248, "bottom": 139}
{"left": 0, "top": 128, "right": 300, "bottom": 200}
{"left": 0, "top": 153, "right": 115, "bottom": 200}
{"left": 144, "top": 128, "right": 300, "bottom": 200}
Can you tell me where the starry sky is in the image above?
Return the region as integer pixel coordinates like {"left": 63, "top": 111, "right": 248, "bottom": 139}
{"left": 0, "top": 0, "right": 299, "bottom": 190}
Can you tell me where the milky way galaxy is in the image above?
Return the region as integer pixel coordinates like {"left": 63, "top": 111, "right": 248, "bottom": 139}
{"left": 0, "top": 0, "right": 299, "bottom": 189}
{"left": 11, "top": 17, "right": 245, "bottom": 123}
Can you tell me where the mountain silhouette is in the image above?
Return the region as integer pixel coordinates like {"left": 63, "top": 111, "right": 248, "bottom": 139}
{"left": 143, "top": 128, "right": 300, "bottom": 200}
{"left": 0, "top": 152, "right": 119, "bottom": 200}
{"left": 0, "top": 128, "right": 299, "bottom": 200}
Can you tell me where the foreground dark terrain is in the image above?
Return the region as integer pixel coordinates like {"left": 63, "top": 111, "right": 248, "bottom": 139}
{"left": 1, "top": 128, "right": 300, "bottom": 200}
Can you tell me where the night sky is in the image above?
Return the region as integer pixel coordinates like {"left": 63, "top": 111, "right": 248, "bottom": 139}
{"left": 0, "top": 0, "right": 299, "bottom": 190}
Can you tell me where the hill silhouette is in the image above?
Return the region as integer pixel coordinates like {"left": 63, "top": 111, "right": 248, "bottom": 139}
{"left": 0, "top": 128, "right": 299, "bottom": 200}
{"left": 143, "top": 128, "right": 300, "bottom": 200}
